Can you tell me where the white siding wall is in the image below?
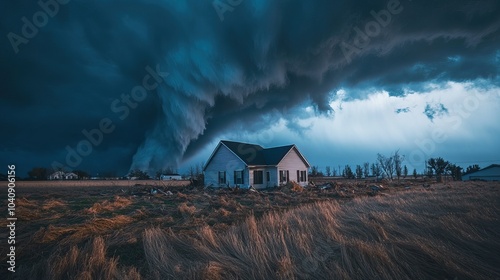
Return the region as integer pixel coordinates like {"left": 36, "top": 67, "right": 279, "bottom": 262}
{"left": 249, "top": 167, "right": 278, "bottom": 189}
{"left": 204, "top": 145, "right": 249, "bottom": 187}
{"left": 462, "top": 167, "right": 500, "bottom": 181}
{"left": 277, "top": 148, "right": 309, "bottom": 186}
{"left": 266, "top": 167, "right": 278, "bottom": 188}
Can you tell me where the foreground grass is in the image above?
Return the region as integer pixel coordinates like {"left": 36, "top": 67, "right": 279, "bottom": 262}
{"left": 143, "top": 184, "right": 500, "bottom": 279}
{"left": 3, "top": 182, "right": 500, "bottom": 279}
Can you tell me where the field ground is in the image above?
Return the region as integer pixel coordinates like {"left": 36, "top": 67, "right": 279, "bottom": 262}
{"left": 14, "top": 179, "right": 192, "bottom": 188}
{"left": 1, "top": 180, "right": 499, "bottom": 279}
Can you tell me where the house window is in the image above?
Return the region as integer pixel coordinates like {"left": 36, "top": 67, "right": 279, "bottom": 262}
{"left": 279, "top": 170, "right": 289, "bottom": 183}
{"left": 254, "top": 170, "right": 263, "bottom": 184}
{"left": 234, "top": 170, "right": 244, "bottom": 184}
{"left": 300, "top": 171, "right": 307, "bottom": 182}
{"left": 297, "top": 170, "right": 300, "bottom": 182}
{"left": 266, "top": 171, "right": 270, "bottom": 182}
{"left": 218, "top": 171, "right": 226, "bottom": 184}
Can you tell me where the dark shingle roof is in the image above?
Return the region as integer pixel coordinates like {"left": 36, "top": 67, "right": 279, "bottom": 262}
{"left": 220, "top": 140, "right": 297, "bottom": 166}
{"left": 261, "top": 145, "right": 295, "bottom": 165}
{"left": 220, "top": 140, "right": 265, "bottom": 165}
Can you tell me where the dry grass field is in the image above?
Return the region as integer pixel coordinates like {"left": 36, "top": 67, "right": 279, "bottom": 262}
{"left": 1, "top": 180, "right": 499, "bottom": 279}
{"left": 15, "top": 179, "right": 192, "bottom": 188}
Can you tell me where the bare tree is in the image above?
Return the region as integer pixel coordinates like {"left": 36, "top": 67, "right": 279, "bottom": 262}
{"left": 189, "top": 165, "right": 195, "bottom": 179}
{"left": 427, "top": 157, "right": 449, "bottom": 182}
{"left": 310, "top": 166, "right": 323, "bottom": 177}
{"left": 363, "top": 162, "right": 370, "bottom": 178}
{"left": 465, "top": 164, "right": 480, "bottom": 174}
{"left": 371, "top": 163, "right": 381, "bottom": 177}
{"left": 129, "top": 169, "right": 150, "bottom": 180}
{"left": 325, "top": 166, "right": 331, "bottom": 177}
{"left": 156, "top": 169, "right": 163, "bottom": 180}
{"left": 377, "top": 153, "right": 395, "bottom": 180}
{"left": 394, "top": 150, "right": 405, "bottom": 181}
{"left": 446, "top": 163, "right": 462, "bottom": 181}
{"left": 194, "top": 164, "right": 200, "bottom": 177}
{"left": 28, "top": 167, "right": 49, "bottom": 180}
{"left": 377, "top": 150, "right": 405, "bottom": 181}
{"left": 343, "top": 165, "right": 354, "bottom": 179}
{"left": 355, "top": 165, "right": 363, "bottom": 179}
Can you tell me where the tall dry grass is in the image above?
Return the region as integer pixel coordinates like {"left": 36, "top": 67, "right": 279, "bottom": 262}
{"left": 19, "top": 237, "right": 141, "bottom": 280}
{"left": 85, "top": 196, "right": 133, "bottom": 214}
{"left": 33, "top": 215, "right": 135, "bottom": 245}
{"left": 143, "top": 187, "right": 500, "bottom": 279}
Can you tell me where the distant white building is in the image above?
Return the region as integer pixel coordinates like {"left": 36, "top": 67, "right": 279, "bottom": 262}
{"left": 462, "top": 164, "right": 500, "bottom": 181}
{"left": 64, "top": 172, "right": 78, "bottom": 180}
{"left": 160, "top": 174, "right": 182, "bottom": 180}
{"left": 203, "top": 140, "right": 310, "bottom": 189}
{"left": 49, "top": 171, "right": 65, "bottom": 180}
{"left": 49, "top": 171, "right": 78, "bottom": 180}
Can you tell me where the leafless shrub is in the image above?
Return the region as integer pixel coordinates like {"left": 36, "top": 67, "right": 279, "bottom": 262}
{"left": 281, "top": 181, "right": 304, "bottom": 193}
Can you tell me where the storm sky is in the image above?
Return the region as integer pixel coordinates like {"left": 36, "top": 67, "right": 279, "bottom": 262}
{"left": 1, "top": 0, "right": 499, "bottom": 177}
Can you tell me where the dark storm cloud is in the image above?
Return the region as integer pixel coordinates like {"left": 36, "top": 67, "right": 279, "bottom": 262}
{"left": 1, "top": 0, "right": 499, "bottom": 175}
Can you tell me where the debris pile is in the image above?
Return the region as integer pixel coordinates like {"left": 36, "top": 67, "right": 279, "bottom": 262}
{"left": 280, "top": 181, "right": 304, "bottom": 193}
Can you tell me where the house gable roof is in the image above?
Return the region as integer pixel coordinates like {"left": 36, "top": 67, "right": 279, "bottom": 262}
{"left": 263, "top": 145, "right": 296, "bottom": 165}
{"left": 483, "top": 164, "right": 500, "bottom": 170}
{"left": 220, "top": 140, "right": 265, "bottom": 165}
{"left": 203, "top": 140, "right": 310, "bottom": 170}
{"left": 275, "top": 145, "right": 311, "bottom": 168}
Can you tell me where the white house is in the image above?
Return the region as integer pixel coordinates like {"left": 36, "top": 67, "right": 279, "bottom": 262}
{"left": 49, "top": 171, "right": 78, "bottom": 180}
{"left": 49, "top": 171, "right": 65, "bottom": 180}
{"left": 203, "top": 140, "right": 310, "bottom": 189}
{"left": 462, "top": 164, "right": 500, "bottom": 181}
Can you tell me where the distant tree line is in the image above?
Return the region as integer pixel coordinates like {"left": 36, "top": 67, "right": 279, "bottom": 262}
{"left": 309, "top": 151, "right": 483, "bottom": 182}
{"left": 309, "top": 150, "right": 412, "bottom": 181}
{"left": 25, "top": 167, "right": 90, "bottom": 180}
{"left": 24, "top": 157, "right": 483, "bottom": 182}
{"left": 425, "top": 158, "right": 480, "bottom": 182}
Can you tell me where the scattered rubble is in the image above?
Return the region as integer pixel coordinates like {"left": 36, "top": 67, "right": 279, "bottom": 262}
{"left": 280, "top": 181, "right": 304, "bottom": 193}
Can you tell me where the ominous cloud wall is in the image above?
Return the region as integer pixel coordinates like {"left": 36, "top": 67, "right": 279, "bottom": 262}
{"left": 1, "top": 0, "right": 499, "bottom": 175}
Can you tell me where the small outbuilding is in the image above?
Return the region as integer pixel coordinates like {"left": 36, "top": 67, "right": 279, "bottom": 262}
{"left": 160, "top": 174, "right": 182, "bottom": 180}
{"left": 203, "top": 140, "right": 310, "bottom": 189}
{"left": 462, "top": 164, "right": 500, "bottom": 181}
